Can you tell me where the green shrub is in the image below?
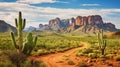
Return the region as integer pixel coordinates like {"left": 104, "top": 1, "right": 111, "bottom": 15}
{"left": 0, "top": 60, "right": 16, "bottom": 67}
{"left": 114, "top": 55, "right": 120, "bottom": 61}
{"left": 88, "top": 53, "right": 98, "bottom": 58}
{"left": 76, "top": 53, "right": 84, "bottom": 56}
{"left": 82, "top": 48, "right": 93, "bottom": 54}
{"left": 21, "top": 59, "right": 46, "bottom": 67}
{"left": 3, "top": 50, "right": 26, "bottom": 67}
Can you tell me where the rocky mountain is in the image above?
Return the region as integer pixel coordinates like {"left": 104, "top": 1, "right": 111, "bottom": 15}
{"left": 0, "top": 20, "right": 16, "bottom": 32}
{"left": 23, "top": 26, "right": 36, "bottom": 32}
{"left": 39, "top": 15, "right": 117, "bottom": 33}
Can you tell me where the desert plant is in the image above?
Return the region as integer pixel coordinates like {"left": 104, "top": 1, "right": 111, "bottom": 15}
{"left": 10, "top": 11, "right": 37, "bottom": 56}
{"left": 114, "top": 55, "right": 120, "bottom": 61}
{"left": 97, "top": 30, "right": 107, "bottom": 55}
{"left": 21, "top": 59, "right": 46, "bottom": 67}
{"left": 77, "top": 61, "right": 88, "bottom": 67}
{"left": 3, "top": 50, "right": 26, "bottom": 67}
{"left": 88, "top": 53, "right": 98, "bottom": 58}
{"left": 67, "top": 60, "right": 75, "bottom": 65}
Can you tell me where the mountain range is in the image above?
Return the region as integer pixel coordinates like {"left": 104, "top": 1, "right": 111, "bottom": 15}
{"left": 0, "top": 20, "right": 16, "bottom": 32}
{"left": 0, "top": 15, "right": 118, "bottom": 34}
{"left": 31, "top": 15, "right": 117, "bottom": 33}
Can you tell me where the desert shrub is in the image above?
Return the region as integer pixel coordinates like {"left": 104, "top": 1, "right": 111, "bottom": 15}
{"left": 0, "top": 38, "right": 14, "bottom": 50}
{"left": 106, "top": 54, "right": 113, "bottom": 59}
{"left": 21, "top": 59, "right": 46, "bottom": 67}
{"left": 3, "top": 50, "right": 26, "bottom": 67}
{"left": 77, "top": 62, "right": 88, "bottom": 67}
{"left": 0, "top": 60, "right": 16, "bottom": 67}
{"left": 88, "top": 53, "right": 98, "bottom": 58}
{"left": 82, "top": 48, "right": 93, "bottom": 54}
{"left": 67, "top": 60, "right": 75, "bottom": 65}
{"left": 36, "top": 49, "right": 49, "bottom": 55}
{"left": 114, "top": 55, "right": 120, "bottom": 61}
{"left": 76, "top": 52, "right": 84, "bottom": 56}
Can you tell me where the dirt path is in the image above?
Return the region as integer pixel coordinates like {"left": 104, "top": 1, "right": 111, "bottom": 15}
{"left": 30, "top": 42, "right": 88, "bottom": 67}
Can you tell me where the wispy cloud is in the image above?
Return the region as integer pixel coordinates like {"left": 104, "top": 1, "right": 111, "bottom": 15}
{"left": 81, "top": 4, "right": 101, "bottom": 6}
{"left": 16, "top": 0, "right": 57, "bottom": 4}
{"left": 0, "top": 2, "right": 120, "bottom": 29}
{"left": 16, "top": 0, "right": 69, "bottom": 4}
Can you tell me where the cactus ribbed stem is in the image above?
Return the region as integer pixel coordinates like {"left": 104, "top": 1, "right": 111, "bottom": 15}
{"left": 10, "top": 32, "right": 18, "bottom": 49}
{"left": 97, "top": 29, "right": 107, "bottom": 55}
{"left": 10, "top": 11, "right": 37, "bottom": 56}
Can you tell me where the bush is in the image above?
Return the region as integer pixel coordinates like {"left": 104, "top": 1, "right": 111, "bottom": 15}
{"left": 3, "top": 50, "right": 26, "bottom": 67}
{"left": 67, "top": 60, "right": 75, "bottom": 65}
{"left": 82, "top": 48, "right": 93, "bottom": 54}
{"left": 88, "top": 53, "right": 98, "bottom": 58}
{"left": 76, "top": 53, "right": 84, "bottom": 56}
{"left": 114, "top": 55, "right": 120, "bottom": 61}
{"left": 77, "top": 62, "right": 88, "bottom": 67}
{"left": 0, "top": 60, "right": 16, "bottom": 67}
{"left": 22, "top": 59, "right": 46, "bottom": 67}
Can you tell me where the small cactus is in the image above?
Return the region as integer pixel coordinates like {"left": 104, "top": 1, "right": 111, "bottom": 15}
{"left": 97, "top": 29, "right": 107, "bottom": 55}
{"left": 22, "top": 32, "right": 37, "bottom": 55}
{"left": 10, "top": 11, "right": 37, "bottom": 56}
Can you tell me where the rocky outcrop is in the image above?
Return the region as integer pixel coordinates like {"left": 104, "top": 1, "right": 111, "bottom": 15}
{"left": 48, "top": 17, "right": 70, "bottom": 31}
{"left": 0, "top": 20, "right": 16, "bottom": 32}
{"left": 87, "top": 15, "right": 103, "bottom": 25}
{"left": 38, "top": 15, "right": 117, "bottom": 33}
{"left": 75, "top": 15, "right": 103, "bottom": 26}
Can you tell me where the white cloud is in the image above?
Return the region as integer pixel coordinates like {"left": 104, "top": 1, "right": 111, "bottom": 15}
{"left": 0, "top": 2, "right": 120, "bottom": 29}
{"left": 17, "top": 0, "right": 60, "bottom": 4}
{"left": 81, "top": 4, "right": 101, "bottom": 6}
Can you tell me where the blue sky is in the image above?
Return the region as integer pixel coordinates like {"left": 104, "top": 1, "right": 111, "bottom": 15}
{"left": 0, "top": 0, "right": 120, "bottom": 28}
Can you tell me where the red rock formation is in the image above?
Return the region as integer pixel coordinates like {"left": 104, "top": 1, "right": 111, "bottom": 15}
{"left": 49, "top": 17, "right": 61, "bottom": 26}
{"left": 75, "top": 16, "right": 82, "bottom": 26}
{"left": 45, "top": 15, "right": 117, "bottom": 32}
{"left": 88, "top": 15, "right": 103, "bottom": 25}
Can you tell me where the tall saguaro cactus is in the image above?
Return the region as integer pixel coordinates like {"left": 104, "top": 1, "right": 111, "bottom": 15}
{"left": 97, "top": 30, "right": 107, "bottom": 55}
{"left": 10, "top": 11, "right": 37, "bottom": 56}
{"left": 11, "top": 11, "right": 25, "bottom": 55}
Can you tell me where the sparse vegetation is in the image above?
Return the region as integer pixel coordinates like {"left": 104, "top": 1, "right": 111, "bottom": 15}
{"left": 0, "top": 12, "right": 120, "bottom": 67}
{"left": 114, "top": 55, "right": 120, "bottom": 61}
{"left": 67, "top": 60, "right": 75, "bottom": 65}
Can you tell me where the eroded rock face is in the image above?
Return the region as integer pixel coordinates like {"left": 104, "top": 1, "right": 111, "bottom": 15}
{"left": 75, "top": 15, "right": 103, "bottom": 26}
{"left": 69, "top": 17, "right": 75, "bottom": 25}
{"left": 75, "top": 16, "right": 82, "bottom": 26}
{"left": 88, "top": 15, "right": 103, "bottom": 25}
{"left": 39, "top": 15, "right": 117, "bottom": 33}
{"left": 49, "top": 17, "right": 61, "bottom": 26}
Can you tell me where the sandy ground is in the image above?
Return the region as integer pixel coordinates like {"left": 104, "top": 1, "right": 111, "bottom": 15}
{"left": 30, "top": 42, "right": 120, "bottom": 67}
{"left": 30, "top": 42, "right": 88, "bottom": 67}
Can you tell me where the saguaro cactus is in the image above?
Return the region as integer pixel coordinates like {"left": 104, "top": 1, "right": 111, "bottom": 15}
{"left": 97, "top": 30, "right": 106, "bottom": 55}
{"left": 10, "top": 11, "right": 37, "bottom": 56}
{"left": 11, "top": 11, "right": 25, "bottom": 55}
{"left": 22, "top": 32, "right": 37, "bottom": 55}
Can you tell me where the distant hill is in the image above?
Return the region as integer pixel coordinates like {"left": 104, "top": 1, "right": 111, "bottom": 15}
{"left": 0, "top": 20, "right": 16, "bottom": 32}
{"left": 36, "top": 15, "right": 117, "bottom": 34}
{"left": 106, "top": 31, "right": 120, "bottom": 38}
{"left": 23, "top": 26, "right": 36, "bottom": 32}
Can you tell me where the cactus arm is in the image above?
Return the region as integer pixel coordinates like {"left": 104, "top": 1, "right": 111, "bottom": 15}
{"left": 33, "top": 36, "right": 37, "bottom": 47}
{"left": 15, "top": 18, "right": 18, "bottom": 28}
{"left": 18, "top": 11, "right": 22, "bottom": 26}
{"left": 10, "top": 32, "right": 19, "bottom": 49}
{"left": 97, "top": 33, "right": 101, "bottom": 48}
{"left": 22, "top": 42, "right": 28, "bottom": 55}
{"left": 22, "top": 19, "right": 26, "bottom": 30}
{"left": 97, "top": 29, "right": 107, "bottom": 55}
